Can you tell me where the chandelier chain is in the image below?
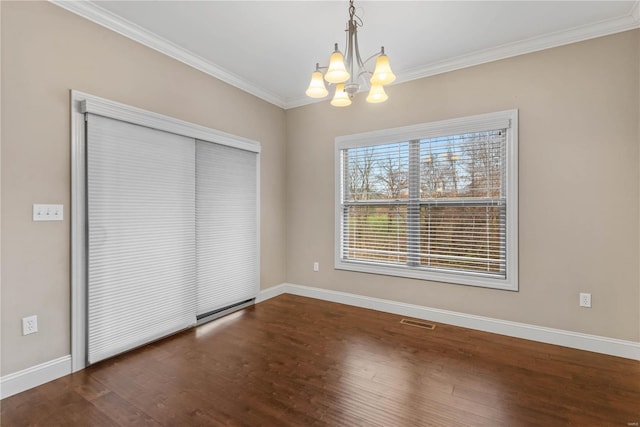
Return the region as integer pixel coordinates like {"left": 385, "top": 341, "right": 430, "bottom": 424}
{"left": 348, "top": 0, "right": 363, "bottom": 29}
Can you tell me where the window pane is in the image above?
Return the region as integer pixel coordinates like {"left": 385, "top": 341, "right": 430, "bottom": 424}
{"left": 345, "top": 143, "right": 409, "bottom": 201}
{"left": 420, "top": 130, "right": 505, "bottom": 199}
{"left": 420, "top": 204, "right": 506, "bottom": 277}
{"left": 343, "top": 205, "right": 407, "bottom": 264}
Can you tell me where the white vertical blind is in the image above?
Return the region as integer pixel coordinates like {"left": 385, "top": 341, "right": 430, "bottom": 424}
{"left": 196, "top": 141, "right": 258, "bottom": 316}
{"left": 87, "top": 114, "right": 196, "bottom": 364}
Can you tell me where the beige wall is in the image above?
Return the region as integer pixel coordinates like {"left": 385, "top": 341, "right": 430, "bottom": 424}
{"left": 1, "top": 1, "right": 287, "bottom": 375}
{"left": 1, "top": 1, "right": 639, "bottom": 380}
{"left": 286, "top": 30, "right": 640, "bottom": 341}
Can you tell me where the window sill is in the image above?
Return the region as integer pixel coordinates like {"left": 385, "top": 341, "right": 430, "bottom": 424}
{"left": 335, "top": 259, "right": 518, "bottom": 291}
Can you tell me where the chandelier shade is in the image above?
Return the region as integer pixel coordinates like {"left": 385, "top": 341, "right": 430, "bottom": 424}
{"left": 365, "top": 84, "right": 388, "bottom": 103}
{"left": 370, "top": 53, "right": 396, "bottom": 86}
{"left": 305, "top": 0, "right": 395, "bottom": 106}
{"left": 305, "top": 68, "right": 329, "bottom": 98}
{"left": 331, "top": 84, "right": 352, "bottom": 107}
{"left": 325, "top": 45, "right": 350, "bottom": 84}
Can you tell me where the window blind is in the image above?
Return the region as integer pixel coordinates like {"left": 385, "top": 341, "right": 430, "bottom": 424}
{"left": 340, "top": 129, "right": 507, "bottom": 279}
{"left": 196, "top": 141, "right": 258, "bottom": 317}
{"left": 87, "top": 114, "right": 196, "bottom": 364}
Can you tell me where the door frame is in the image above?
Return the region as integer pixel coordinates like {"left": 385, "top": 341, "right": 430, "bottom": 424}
{"left": 70, "top": 90, "right": 261, "bottom": 371}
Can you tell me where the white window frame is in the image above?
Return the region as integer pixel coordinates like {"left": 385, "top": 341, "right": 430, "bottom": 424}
{"left": 71, "top": 90, "right": 261, "bottom": 372}
{"left": 334, "top": 110, "right": 518, "bottom": 291}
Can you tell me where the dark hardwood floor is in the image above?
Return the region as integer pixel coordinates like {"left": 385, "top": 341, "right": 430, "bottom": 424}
{"left": 2, "top": 294, "right": 639, "bottom": 426}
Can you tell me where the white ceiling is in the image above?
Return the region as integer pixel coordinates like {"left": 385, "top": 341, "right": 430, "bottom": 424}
{"left": 53, "top": 1, "right": 639, "bottom": 109}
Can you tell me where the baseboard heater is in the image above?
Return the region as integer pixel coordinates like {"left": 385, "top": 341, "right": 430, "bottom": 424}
{"left": 196, "top": 298, "right": 255, "bottom": 326}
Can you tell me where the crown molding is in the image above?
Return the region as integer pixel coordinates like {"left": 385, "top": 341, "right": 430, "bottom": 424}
{"left": 395, "top": 3, "right": 640, "bottom": 88}
{"left": 51, "top": 0, "right": 639, "bottom": 111}
{"left": 285, "top": 95, "right": 324, "bottom": 110}
{"left": 631, "top": 0, "right": 640, "bottom": 23}
{"left": 50, "top": 0, "right": 286, "bottom": 108}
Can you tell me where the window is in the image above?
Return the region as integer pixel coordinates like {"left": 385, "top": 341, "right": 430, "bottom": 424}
{"left": 335, "top": 110, "right": 518, "bottom": 290}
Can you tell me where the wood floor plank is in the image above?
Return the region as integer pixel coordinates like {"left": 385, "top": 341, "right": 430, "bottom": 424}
{"left": 2, "top": 294, "right": 639, "bottom": 426}
{"left": 90, "top": 392, "right": 161, "bottom": 427}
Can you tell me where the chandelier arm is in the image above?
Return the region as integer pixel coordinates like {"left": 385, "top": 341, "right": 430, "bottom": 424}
{"left": 353, "top": 28, "right": 366, "bottom": 72}
{"left": 357, "top": 70, "right": 370, "bottom": 80}
{"left": 314, "top": 62, "right": 328, "bottom": 72}
{"left": 343, "top": 20, "right": 350, "bottom": 65}
{"left": 347, "top": 20, "right": 356, "bottom": 82}
{"left": 362, "top": 50, "right": 383, "bottom": 67}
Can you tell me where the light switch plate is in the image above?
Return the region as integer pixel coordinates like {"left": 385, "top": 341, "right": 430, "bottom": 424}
{"left": 33, "top": 204, "right": 64, "bottom": 221}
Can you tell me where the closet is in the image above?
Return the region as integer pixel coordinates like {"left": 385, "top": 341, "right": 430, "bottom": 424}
{"left": 77, "top": 94, "right": 260, "bottom": 365}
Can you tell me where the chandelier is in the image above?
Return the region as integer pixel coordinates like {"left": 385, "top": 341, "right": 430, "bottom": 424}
{"left": 305, "top": 0, "right": 396, "bottom": 107}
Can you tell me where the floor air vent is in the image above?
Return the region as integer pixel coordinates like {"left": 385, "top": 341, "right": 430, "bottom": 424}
{"left": 400, "top": 319, "right": 436, "bottom": 330}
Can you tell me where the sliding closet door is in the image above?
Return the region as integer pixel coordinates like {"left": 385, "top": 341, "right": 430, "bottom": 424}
{"left": 196, "top": 141, "right": 258, "bottom": 317}
{"left": 87, "top": 114, "right": 196, "bottom": 364}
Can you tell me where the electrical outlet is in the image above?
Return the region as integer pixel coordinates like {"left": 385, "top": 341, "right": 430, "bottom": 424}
{"left": 313, "top": 262, "right": 319, "bottom": 272}
{"left": 22, "top": 315, "right": 38, "bottom": 335}
{"left": 579, "top": 293, "right": 592, "bottom": 308}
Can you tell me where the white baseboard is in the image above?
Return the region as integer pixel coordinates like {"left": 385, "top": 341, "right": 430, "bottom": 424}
{"left": 257, "top": 283, "right": 640, "bottom": 361}
{"left": 4, "top": 285, "right": 638, "bottom": 400}
{"left": 255, "top": 283, "right": 288, "bottom": 303}
{"left": 1, "top": 355, "right": 72, "bottom": 399}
